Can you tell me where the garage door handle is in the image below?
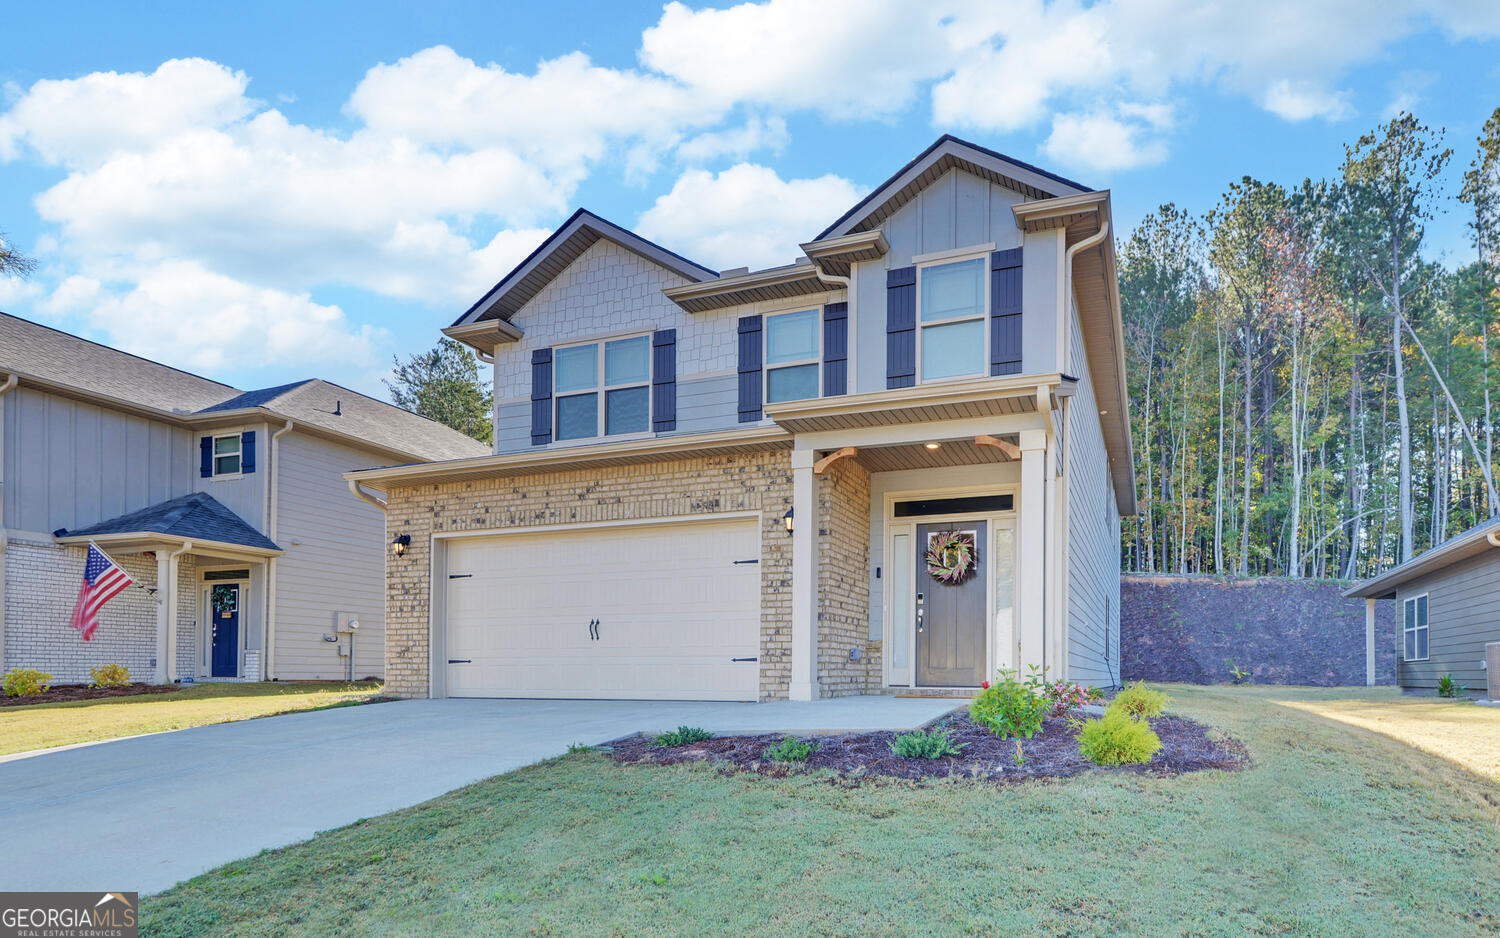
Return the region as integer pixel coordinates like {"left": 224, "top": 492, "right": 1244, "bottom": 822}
{"left": 447, "top": 659, "right": 471, "bottom": 664}
{"left": 589, "top": 618, "right": 599, "bottom": 641}
{"left": 732, "top": 656, "right": 758, "bottom": 662}
{"left": 732, "top": 559, "right": 759, "bottom": 565}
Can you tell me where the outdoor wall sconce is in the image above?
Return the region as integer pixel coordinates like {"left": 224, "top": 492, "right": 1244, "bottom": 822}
{"left": 782, "top": 508, "right": 794, "bottom": 536}
{"left": 391, "top": 534, "right": 411, "bottom": 556}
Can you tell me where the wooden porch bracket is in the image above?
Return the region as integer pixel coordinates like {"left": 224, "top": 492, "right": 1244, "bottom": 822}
{"left": 974, "top": 435, "right": 1021, "bottom": 460}
{"left": 813, "top": 446, "right": 858, "bottom": 475}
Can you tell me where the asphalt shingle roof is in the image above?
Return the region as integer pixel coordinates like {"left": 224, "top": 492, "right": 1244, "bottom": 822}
{"left": 59, "top": 492, "right": 281, "bottom": 552}
{"left": 0, "top": 312, "right": 490, "bottom": 462}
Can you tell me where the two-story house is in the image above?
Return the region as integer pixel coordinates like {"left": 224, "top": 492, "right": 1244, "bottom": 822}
{"left": 347, "top": 136, "right": 1136, "bottom": 702}
{"left": 0, "top": 312, "right": 489, "bottom": 686}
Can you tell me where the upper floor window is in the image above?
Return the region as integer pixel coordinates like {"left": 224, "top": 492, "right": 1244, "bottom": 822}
{"left": 918, "top": 256, "right": 986, "bottom": 381}
{"left": 765, "top": 309, "right": 820, "bottom": 404}
{"left": 210, "top": 434, "right": 242, "bottom": 476}
{"left": 554, "top": 335, "right": 651, "bottom": 441}
{"left": 1403, "top": 593, "right": 1429, "bottom": 661}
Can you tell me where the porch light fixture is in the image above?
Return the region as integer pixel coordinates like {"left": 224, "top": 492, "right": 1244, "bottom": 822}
{"left": 924, "top": 442, "right": 941, "bottom": 450}
{"left": 391, "top": 534, "right": 411, "bottom": 557}
{"left": 782, "top": 507, "right": 794, "bottom": 535}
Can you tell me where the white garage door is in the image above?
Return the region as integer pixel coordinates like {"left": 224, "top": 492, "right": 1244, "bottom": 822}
{"left": 442, "top": 518, "right": 762, "bottom": 700}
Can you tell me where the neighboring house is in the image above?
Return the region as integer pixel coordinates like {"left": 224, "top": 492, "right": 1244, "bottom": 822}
{"left": 347, "top": 135, "right": 1137, "bottom": 702}
{"left": 0, "top": 313, "right": 489, "bottom": 685}
{"left": 1345, "top": 517, "right": 1500, "bottom": 693}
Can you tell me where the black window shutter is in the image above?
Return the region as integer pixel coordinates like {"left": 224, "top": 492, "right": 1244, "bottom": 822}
{"left": 990, "top": 248, "right": 1023, "bottom": 376}
{"left": 530, "top": 348, "right": 553, "bottom": 445}
{"left": 886, "top": 267, "right": 916, "bottom": 389}
{"left": 199, "top": 436, "right": 213, "bottom": 478}
{"left": 652, "top": 329, "right": 676, "bottom": 432}
{"left": 240, "top": 431, "right": 256, "bottom": 473}
{"left": 737, "top": 315, "right": 763, "bottom": 422}
{"left": 822, "top": 301, "right": 848, "bottom": 397}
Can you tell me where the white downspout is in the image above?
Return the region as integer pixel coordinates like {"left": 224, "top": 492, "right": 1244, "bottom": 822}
{"left": 163, "top": 539, "right": 193, "bottom": 682}
{"left": 1062, "top": 221, "right": 1110, "bottom": 371}
{"left": 0, "top": 372, "right": 18, "bottom": 671}
{"left": 349, "top": 480, "right": 388, "bottom": 511}
{"left": 264, "top": 420, "right": 294, "bottom": 681}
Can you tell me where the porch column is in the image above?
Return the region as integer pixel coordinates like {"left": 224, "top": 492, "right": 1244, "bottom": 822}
{"left": 1365, "top": 598, "right": 1376, "bottom": 687}
{"left": 154, "top": 552, "right": 170, "bottom": 684}
{"left": 1017, "top": 429, "right": 1047, "bottom": 673}
{"left": 789, "top": 448, "right": 819, "bottom": 701}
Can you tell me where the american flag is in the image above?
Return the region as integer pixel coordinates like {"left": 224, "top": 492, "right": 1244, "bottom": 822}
{"left": 70, "top": 542, "right": 133, "bottom": 641}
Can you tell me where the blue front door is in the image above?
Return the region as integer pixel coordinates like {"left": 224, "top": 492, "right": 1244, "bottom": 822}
{"left": 211, "top": 584, "right": 240, "bottom": 677}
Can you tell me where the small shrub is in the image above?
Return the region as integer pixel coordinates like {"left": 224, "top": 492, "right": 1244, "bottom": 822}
{"left": 90, "top": 663, "right": 131, "bottom": 688}
{"left": 888, "top": 727, "right": 967, "bottom": 759}
{"left": 969, "top": 668, "right": 1049, "bottom": 739}
{"left": 565, "top": 742, "right": 594, "bottom": 754}
{"left": 651, "top": 726, "right": 714, "bottom": 748}
{"left": 1226, "top": 659, "right": 1251, "bottom": 684}
{"left": 1076, "top": 711, "right": 1163, "bottom": 765}
{"left": 1012, "top": 739, "right": 1026, "bottom": 766}
{"left": 1042, "top": 680, "right": 1097, "bottom": 716}
{"left": 1108, "top": 682, "right": 1169, "bottom": 720}
{"left": 762, "top": 736, "right": 819, "bottom": 763}
{"left": 3, "top": 668, "right": 52, "bottom": 698}
{"left": 1437, "top": 674, "right": 1467, "bottom": 698}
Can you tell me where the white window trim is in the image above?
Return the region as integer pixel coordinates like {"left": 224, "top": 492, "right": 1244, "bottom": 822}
{"left": 552, "top": 333, "right": 653, "bottom": 443}
{"left": 915, "top": 248, "right": 991, "bottom": 385}
{"left": 763, "top": 308, "right": 821, "bottom": 406}
{"left": 1402, "top": 593, "right": 1430, "bottom": 662}
{"left": 208, "top": 432, "right": 244, "bottom": 480}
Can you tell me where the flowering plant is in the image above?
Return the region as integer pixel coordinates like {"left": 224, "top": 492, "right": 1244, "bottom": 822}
{"left": 1041, "top": 680, "right": 1097, "bottom": 717}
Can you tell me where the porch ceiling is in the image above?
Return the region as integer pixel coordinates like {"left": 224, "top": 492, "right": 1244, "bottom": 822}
{"left": 764, "top": 374, "right": 1050, "bottom": 435}
{"left": 850, "top": 437, "right": 1016, "bottom": 473}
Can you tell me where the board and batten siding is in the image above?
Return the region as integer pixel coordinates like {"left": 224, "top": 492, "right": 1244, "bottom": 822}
{"left": 1394, "top": 549, "right": 1500, "bottom": 691}
{"left": 853, "top": 167, "right": 1035, "bottom": 395}
{"left": 3, "top": 386, "right": 198, "bottom": 534}
{"left": 272, "top": 433, "right": 388, "bottom": 680}
{"left": 1064, "top": 298, "right": 1121, "bottom": 685}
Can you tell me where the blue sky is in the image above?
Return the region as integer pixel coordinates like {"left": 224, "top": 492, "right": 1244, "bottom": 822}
{"left": 2, "top": 1, "right": 1498, "bottom": 399}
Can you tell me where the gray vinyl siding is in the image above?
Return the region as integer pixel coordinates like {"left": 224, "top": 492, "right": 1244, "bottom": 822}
{"left": 852, "top": 167, "right": 1047, "bottom": 394}
{"left": 494, "top": 399, "right": 531, "bottom": 454}
{"left": 3, "top": 386, "right": 196, "bottom": 533}
{"left": 673, "top": 373, "right": 737, "bottom": 434}
{"left": 1394, "top": 550, "right": 1500, "bottom": 691}
{"left": 1065, "top": 298, "right": 1121, "bottom": 686}
{"left": 272, "top": 433, "right": 387, "bottom": 680}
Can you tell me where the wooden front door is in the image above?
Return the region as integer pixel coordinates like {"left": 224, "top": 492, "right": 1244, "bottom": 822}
{"left": 915, "top": 521, "right": 987, "bottom": 686}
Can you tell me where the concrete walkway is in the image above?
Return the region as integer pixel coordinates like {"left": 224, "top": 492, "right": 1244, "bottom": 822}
{"left": 0, "top": 695, "right": 958, "bottom": 895}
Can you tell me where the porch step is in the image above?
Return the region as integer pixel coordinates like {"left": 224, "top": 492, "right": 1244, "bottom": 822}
{"left": 893, "top": 687, "right": 979, "bottom": 699}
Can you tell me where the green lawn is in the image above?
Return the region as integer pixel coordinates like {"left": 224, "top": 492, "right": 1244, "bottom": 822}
{"left": 0, "top": 681, "right": 384, "bottom": 756}
{"left": 144, "top": 685, "right": 1500, "bottom": 937}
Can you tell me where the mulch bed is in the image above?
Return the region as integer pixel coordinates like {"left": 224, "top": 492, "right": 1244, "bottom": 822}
{"left": 0, "top": 682, "right": 181, "bottom": 707}
{"left": 607, "top": 710, "right": 1247, "bottom": 783}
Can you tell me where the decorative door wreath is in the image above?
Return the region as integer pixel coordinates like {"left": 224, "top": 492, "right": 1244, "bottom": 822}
{"left": 925, "top": 530, "right": 977, "bottom": 585}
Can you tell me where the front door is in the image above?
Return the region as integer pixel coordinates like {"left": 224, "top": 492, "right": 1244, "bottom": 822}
{"left": 211, "top": 584, "right": 240, "bottom": 677}
{"left": 916, "top": 521, "right": 987, "bottom": 686}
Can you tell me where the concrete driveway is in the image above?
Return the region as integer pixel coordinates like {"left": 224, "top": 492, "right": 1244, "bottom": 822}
{"left": 0, "top": 695, "right": 958, "bottom": 895}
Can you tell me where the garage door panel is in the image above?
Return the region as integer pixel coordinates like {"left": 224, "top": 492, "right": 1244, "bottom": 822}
{"left": 444, "top": 519, "right": 761, "bottom": 700}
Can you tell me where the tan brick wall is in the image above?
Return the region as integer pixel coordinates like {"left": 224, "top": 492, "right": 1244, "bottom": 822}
{"left": 382, "top": 449, "right": 797, "bottom": 699}
{"left": 816, "top": 458, "right": 874, "bottom": 697}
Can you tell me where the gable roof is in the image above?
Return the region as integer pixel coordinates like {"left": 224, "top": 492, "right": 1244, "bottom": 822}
{"left": 56, "top": 492, "right": 281, "bottom": 553}
{"left": 1344, "top": 516, "right": 1500, "bottom": 599}
{"left": 816, "top": 134, "right": 1093, "bottom": 241}
{"left": 0, "top": 312, "right": 490, "bottom": 463}
{"left": 452, "top": 209, "right": 718, "bottom": 327}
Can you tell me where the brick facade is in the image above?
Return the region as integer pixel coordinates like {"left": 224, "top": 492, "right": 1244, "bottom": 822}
{"left": 2, "top": 536, "right": 199, "bottom": 684}
{"left": 380, "top": 447, "right": 884, "bottom": 701}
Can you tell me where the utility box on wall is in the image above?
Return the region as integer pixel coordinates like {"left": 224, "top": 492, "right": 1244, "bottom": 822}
{"left": 335, "top": 612, "right": 360, "bottom": 633}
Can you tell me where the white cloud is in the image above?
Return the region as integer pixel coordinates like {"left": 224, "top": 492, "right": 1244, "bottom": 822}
{"left": 678, "top": 116, "right": 790, "bottom": 163}
{"left": 0, "top": 58, "right": 255, "bottom": 167}
{"left": 1043, "top": 109, "right": 1170, "bottom": 172}
{"left": 1382, "top": 70, "right": 1436, "bottom": 119}
{"left": 46, "top": 260, "right": 384, "bottom": 374}
{"left": 1261, "top": 79, "right": 1353, "bottom": 122}
{"left": 0, "top": 276, "right": 43, "bottom": 308}
{"left": 636, "top": 164, "right": 860, "bottom": 270}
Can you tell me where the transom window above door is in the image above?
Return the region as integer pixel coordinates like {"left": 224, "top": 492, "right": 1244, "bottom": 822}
{"left": 554, "top": 335, "right": 651, "bottom": 441}
{"left": 765, "top": 309, "right": 820, "bottom": 404}
{"left": 919, "top": 256, "right": 986, "bottom": 381}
